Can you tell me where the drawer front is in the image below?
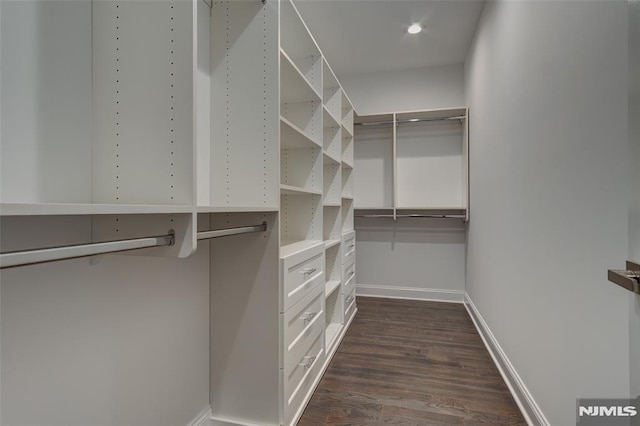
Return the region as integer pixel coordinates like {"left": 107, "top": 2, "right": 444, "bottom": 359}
{"left": 282, "top": 331, "right": 325, "bottom": 421}
{"left": 281, "top": 245, "right": 325, "bottom": 312}
{"left": 343, "top": 262, "right": 356, "bottom": 296}
{"left": 282, "top": 283, "right": 325, "bottom": 370}
{"left": 342, "top": 231, "right": 356, "bottom": 264}
{"left": 344, "top": 289, "right": 356, "bottom": 321}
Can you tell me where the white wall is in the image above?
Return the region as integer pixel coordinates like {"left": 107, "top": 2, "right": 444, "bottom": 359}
{"left": 465, "top": 2, "right": 630, "bottom": 424}
{"left": 341, "top": 64, "right": 464, "bottom": 115}
{"left": 629, "top": 0, "right": 640, "bottom": 399}
{"left": 349, "top": 64, "right": 467, "bottom": 302}
{"left": 0, "top": 217, "right": 210, "bottom": 426}
{"left": 355, "top": 219, "right": 466, "bottom": 301}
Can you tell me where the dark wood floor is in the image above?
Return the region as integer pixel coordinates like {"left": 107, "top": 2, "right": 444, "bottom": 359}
{"left": 298, "top": 297, "right": 526, "bottom": 425}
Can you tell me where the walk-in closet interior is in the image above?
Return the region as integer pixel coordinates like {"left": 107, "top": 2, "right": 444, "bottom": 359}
{"left": 1, "top": 0, "right": 638, "bottom": 425}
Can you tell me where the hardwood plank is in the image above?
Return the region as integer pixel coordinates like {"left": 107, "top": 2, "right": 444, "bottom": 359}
{"left": 298, "top": 297, "right": 526, "bottom": 425}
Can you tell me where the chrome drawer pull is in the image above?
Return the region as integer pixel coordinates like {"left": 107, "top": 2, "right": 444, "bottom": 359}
{"left": 346, "top": 296, "right": 355, "bottom": 305}
{"left": 298, "top": 355, "right": 316, "bottom": 369}
{"left": 300, "top": 268, "right": 317, "bottom": 275}
{"left": 347, "top": 244, "right": 355, "bottom": 249}
{"left": 300, "top": 311, "right": 317, "bottom": 323}
{"left": 348, "top": 271, "right": 355, "bottom": 278}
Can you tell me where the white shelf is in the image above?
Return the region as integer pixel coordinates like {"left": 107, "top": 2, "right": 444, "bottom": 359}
{"left": 324, "top": 239, "right": 341, "bottom": 250}
{"left": 280, "top": 49, "right": 321, "bottom": 104}
{"left": 280, "top": 239, "right": 324, "bottom": 258}
{"left": 323, "top": 105, "right": 341, "bottom": 129}
{"left": 325, "top": 280, "right": 341, "bottom": 298}
{"left": 354, "top": 207, "right": 394, "bottom": 211}
{"left": 325, "top": 322, "right": 342, "bottom": 351}
{"left": 197, "top": 206, "right": 279, "bottom": 213}
{"left": 323, "top": 151, "right": 340, "bottom": 165}
{"left": 323, "top": 202, "right": 341, "bottom": 207}
{"left": 0, "top": 203, "right": 194, "bottom": 216}
{"left": 280, "top": 184, "right": 322, "bottom": 196}
{"left": 342, "top": 122, "right": 353, "bottom": 138}
{"left": 281, "top": 117, "right": 322, "bottom": 150}
{"left": 342, "top": 160, "right": 354, "bottom": 169}
{"left": 341, "top": 195, "right": 354, "bottom": 200}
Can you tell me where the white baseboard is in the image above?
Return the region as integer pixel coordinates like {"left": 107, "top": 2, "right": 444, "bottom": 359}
{"left": 187, "top": 406, "right": 214, "bottom": 426}
{"left": 210, "top": 416, "right": 265, "bottom": 426}
{"left": 356, "top": 283, "right": 464, "bottom": 303}
{"left": 463, "top": 293, "right": 549, "bottom": 426}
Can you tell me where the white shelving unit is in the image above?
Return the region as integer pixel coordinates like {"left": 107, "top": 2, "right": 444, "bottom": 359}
{"left": 209, "top": 1, "right": 357, "bottom": 425}
{"left": 354, "top": 107, "right": 469, "bottom": 222}
{"left": 353, "top": 114, "right": 394, "bottom": 209}
{"left": 2, "top": 1, "right": 357, "bottom": 426}
{"left": 1, "top": 0, "right": 204, "bottom": 258}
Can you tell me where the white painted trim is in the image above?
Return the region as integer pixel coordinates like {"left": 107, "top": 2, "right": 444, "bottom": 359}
{"left": 463, "top": 293, "right": 549, "bottom": 426}
{"left": 187, "top": 406, "right": 214, "bottom": 426}
{"left": 356, "top": 283, "right": 464, "bottom": 303}
{"left": 210, "top": 416, "right": 265, "bottom": 426}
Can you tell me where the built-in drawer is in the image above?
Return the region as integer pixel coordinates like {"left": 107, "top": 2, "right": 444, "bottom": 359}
{"left": 342, "top": 231, "right": 356, "bottom": 265}
{"left": 344, "top": 289, "right": 356, "bottom": 322}
{"left": 282, "top": 283, "right": 325, "bottom": 370}
{"left": 281, "top": 244, "right": 325, "bottom": 312}
{"left": 282, "top": 331, "right": 325, "bottom": 422}
{"left": 343, "top": 262, "right": 356, "bottom": 296}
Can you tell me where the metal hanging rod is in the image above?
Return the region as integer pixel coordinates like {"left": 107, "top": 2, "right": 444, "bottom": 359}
{"left": 356, "top": 214, "right": 466, "bottom": 220}
{"left": 197, "top": 222, "right": 267, "bottom": 240}
{"left": 0, "top": 232, "right": 175, "bottom": 269}
{"left": 355, "top": 115, "right": 466, "bottom": 127}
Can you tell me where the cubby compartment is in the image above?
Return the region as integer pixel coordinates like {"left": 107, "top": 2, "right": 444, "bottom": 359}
{"left": 323, "top": 61, "right": 341, "bottom": 123}
{"left": 280, "top": 54, "right": 322, "bottom": 146}
{"left": 323, "top": 206, "right": 342, "bottom": 246}
{"left": 342, "top": 166, "right": 354, "bottom": 200}
{"left": 323, "top": 163, "right": 342, "bottom": 206}
{"left": 323, "top": 110, "right": 342, "bottom": 163}
{"left": 280, "top": 0, "right": 322, "bottom": 97}
{"left": 342, "top": 126, "right": 354, "bottom": 168}
{"left": 341, "top": 91, "right": 354, "bottom": 131}
{"left": 325, "top": 243, "right": 342, "bottom": 296}
{"left": 280, "top": 194, "right": 323, "bottom": 254}
{"left": 324, "top": 280, "right": 343, "bottom": 353}
{"left": 281, "top": 146, "right": 322, "bottom": 194}
{"left": 342, "top": 198, "right": 355, "bottom": 233}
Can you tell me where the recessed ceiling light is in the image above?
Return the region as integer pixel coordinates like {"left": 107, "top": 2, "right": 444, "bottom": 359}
{"left": 407, "top": 23, "right": 422, "bottom": 35}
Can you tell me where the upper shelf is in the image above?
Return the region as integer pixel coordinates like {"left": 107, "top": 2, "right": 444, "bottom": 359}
{"left": 280, "top": 185, "right": 322, "bottom": 196}
{"left": 197, "top": 206, "right": 279, "bottom": 214}
{"left": 280, "top": 49, "right": 321, "bottom": 105}
{"left": 0, "top": 203, "right": 194, "bottom": 216}
{"left": 281, "top": 117, "right": 322, "bottom": 150}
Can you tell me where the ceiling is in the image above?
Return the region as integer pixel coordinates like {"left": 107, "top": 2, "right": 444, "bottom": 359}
{"left": 293, "top": 0, "right": 486, "bottom": 79}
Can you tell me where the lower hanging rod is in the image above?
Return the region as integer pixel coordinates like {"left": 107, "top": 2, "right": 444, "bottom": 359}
{"left": 197, "top": 222, "right": 267, "bottom": 240}
{"left": 356, "top": 115, "right": 465, "bottom": 127}
{"left": 356, "top": 214, "right": 466, "bottom": 219}
{"left": 0, "top": 232, "right": 175, "bottom": 269}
